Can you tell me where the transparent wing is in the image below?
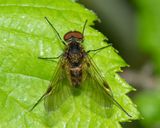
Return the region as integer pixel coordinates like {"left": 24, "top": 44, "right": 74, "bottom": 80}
{"left": 44, "top": 58, "right": 73, "bottom": 111}
{"left": 82, "top": 55, "right": 131, "bottom": 117}
{"left": 82, "top": 55, "right": 112, "bottom": 106}
{"left": 30, "top": 57, "right": 72, "bottom": 111}
{"left": 83, "top": 72, "right": 113, "bottom": 108}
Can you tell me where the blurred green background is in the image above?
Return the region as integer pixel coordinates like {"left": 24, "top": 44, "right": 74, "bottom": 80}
{"left": 79, "top": 0, "right": 160, "bottom": 128}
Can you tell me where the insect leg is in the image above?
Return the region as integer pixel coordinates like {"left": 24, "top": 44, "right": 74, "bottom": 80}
{"left": 44, "top": 17, "right": 66, "bottom": 46}
{"left": 38, "top": 54, "right": 62, "bottom": 62}
{"left": 108, "top": 93, "right": 132, "bottom": 117}
{"left": 87, "top": 44, "right": 112, "bottom": 53}
{"left": 82, "top": 20, "right": 88, "bottom": 37}
{"left": 29, "top": 86, "right": 53, "bottom": 111}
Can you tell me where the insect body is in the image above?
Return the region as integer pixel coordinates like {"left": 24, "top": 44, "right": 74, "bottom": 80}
{"left": 64, "top": 31, "right": 85, "bottom": 86}
{"left": 30, "top": 17, "right": 131, "bottom": 117}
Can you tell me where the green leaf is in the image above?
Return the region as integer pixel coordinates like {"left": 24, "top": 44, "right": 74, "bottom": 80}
{"left": 0, "top": 0, "right": 139, "bottom": 127}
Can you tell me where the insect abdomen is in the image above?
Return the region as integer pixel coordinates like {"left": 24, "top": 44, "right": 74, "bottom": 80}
{"left": 70, "top": 67, "right": 82, "bottom": 87}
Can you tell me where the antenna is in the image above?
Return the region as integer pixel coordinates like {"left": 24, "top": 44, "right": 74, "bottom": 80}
{"left": 82, "top": 20, "right": 88, "bottom": 36}
{"left": 44, "top": 17, "right": 66, "bottom": 45}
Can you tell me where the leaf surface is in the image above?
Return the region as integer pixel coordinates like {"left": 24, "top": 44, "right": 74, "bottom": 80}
{"left": 0, "top": 0, "right": 139, "bottom": 127}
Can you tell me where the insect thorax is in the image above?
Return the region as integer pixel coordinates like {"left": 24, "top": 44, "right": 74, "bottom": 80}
{"left": 67, "top": 42, "right": 84, "bottom": 66}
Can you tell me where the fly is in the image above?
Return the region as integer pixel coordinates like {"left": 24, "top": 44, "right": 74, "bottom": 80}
{"left": 30, "top": 17, "right": 131, "bottom": 117}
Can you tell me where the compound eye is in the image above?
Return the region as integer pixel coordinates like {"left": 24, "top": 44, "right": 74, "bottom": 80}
{"left": 64, "top": 31, "right": 83, "bottom": 41}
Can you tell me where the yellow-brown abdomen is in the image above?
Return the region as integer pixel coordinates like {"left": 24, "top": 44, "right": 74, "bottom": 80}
{"left": 70, "top": 66, "right": 82, "bottom": 87}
